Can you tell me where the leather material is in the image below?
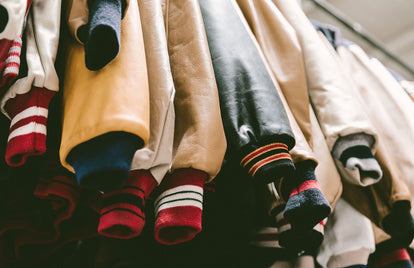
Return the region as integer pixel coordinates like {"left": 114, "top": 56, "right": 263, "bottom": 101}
{"left": 60, "top": 0, "right": 150, "bottom": 173}
{"left": 236, "top": 0, "right": 313, "bottom": 148}
{"left": 1, "top": 0, "right": 61, "bottom": 116}
{"left": 130, "top": 0, "right": 175, "bottom": 184}
{"left": 0, "top": 0, "right": 27, "bottom": 41}
{"left": 271, "top": 0, "right": 378, "bottom": 151}
{"left": 199, "top": 0, "right": 295, "bottom": 183}
{"left": 165, "top": 0, "right": 226, "bottom": 181}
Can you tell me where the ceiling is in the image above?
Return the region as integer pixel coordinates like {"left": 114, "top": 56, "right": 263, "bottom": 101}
{"left": 302, "top": 0, "right": 414, "bottom": 79}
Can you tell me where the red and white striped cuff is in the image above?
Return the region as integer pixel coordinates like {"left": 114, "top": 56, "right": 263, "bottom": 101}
{"left": 0, "top": 36, "right": 22, "bottom": 90}
{"left": 4, "top": 87, "right": 56, "bottom": 166}
{"left": 153, "top": 168, "right": 207, "bottom": 245}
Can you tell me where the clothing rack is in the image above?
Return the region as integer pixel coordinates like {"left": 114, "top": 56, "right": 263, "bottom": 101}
{"left": 306, "top": 0, "right": 414, "bottom": 78}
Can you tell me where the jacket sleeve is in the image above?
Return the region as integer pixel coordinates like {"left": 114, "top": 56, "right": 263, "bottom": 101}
{"left": 0, "top": 0, "right": 27, "bottom": 41}
{"left": 199, "top": 0, "right": 295, "bottom": 184}
{"left": 167, "top": 0, "right": 226, "bottom": 182}
{"left": 60, "top": 0, "right": 150, "bottom": 192}
{"left": 129, "top": 0, "right": 175, "bottom": 184}
{"left": 236, "top": 0, "right": 313, "bottom": 148}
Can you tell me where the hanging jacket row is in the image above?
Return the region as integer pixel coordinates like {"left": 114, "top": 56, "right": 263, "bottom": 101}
{"left": 0, "top": 0, "right": 414, "bottom": 267}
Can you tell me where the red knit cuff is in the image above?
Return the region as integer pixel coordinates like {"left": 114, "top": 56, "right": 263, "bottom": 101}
{"left": 4, "top": 87, "right": 56, "bottom": 166}
{"left": 0, "top": 36, "right": 22, "bottom": 90}
{"left": 154, "top": 168, "right": 207, "bottom": 245}
{"left": 98, "top": 170, "right": 157, "bottom": 239}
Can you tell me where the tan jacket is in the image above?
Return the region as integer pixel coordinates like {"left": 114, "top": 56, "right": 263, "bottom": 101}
{"left": 271, "top": 0, "right": 378, "bottom": 151}
{"left": 336, "top": 43, "right": 412, "bottom": 226}
{"left": 235, "top": 0, "right": 312, "bottom": 148}
{"left": 60, "top": 0, "right": 150, "bottom": 172}
{"left": 130, "top": 0, "right": 176, "bottom": 184}
{"left": 165, "top": 0, "right": 226, "bottom": 181}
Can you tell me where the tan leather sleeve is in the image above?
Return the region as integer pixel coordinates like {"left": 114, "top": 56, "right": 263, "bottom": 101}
{"left": 66, "top": 0, "right": 88, "bottom": 44}
{"left": 60, "top": 0, "right": 150, "bottom": 172}
{"left": 166, "top": 0, "right": 226, "bottom": 181}
{"left": 130, "top": 0, "right": 175, "bottom": 184}
{"left": 236, "top": 0, "right": 312, "bottom": 148}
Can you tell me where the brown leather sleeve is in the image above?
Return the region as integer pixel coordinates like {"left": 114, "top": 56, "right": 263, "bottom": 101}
{"left": 165, "top": 0, "right": 226, "bottom": 181}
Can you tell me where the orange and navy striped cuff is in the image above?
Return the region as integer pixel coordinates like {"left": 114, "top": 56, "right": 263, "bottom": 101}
{"left": 240, "top": 143, "right": 294, "bottom": 182}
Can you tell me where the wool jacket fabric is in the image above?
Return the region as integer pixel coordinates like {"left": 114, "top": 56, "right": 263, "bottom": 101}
{"left": 152, "top": 0, "right": 226, "bottom": 245}
{"left": 334, "top": 40, "right": 414, "bottom": 233}
{"left": 316, "top": 32, "right": 382, "bottom": 187}
{"left": 1, "top": 0, "right": 59, "bottom": 167}
{"left": 235, "top": 0, "right": 312, "bottom": 148}
{"left": 199, "top": 0, "right": 295, "bottom": 185}
{"left": 0, "top": 0, "right": 27, "bottom": 41}
{"left": 317, "top": 198, "right": 375, "bottom": 268}
{"left": 271, "top": 0, "right": 380, "bottom": 185}
{"left": 60, "top": 0, "right": 150, "bottom": 190}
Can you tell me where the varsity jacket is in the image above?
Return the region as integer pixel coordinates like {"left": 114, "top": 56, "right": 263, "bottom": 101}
{"left": 334, "top": 39, "right": 414, "bottom": 240}
{"left": 387, "top": 68, "right": 414, "bottom": 102}
{"left": 236, "top": 0, "right": 312, "bottom": 148}
{"left": 0, "top": 0, "right": 27, "bottom": 41}
{"left": 97, "top": 0, "right": 175, "bottom": 239}
{"left": 153, "top": 0, "right": 227, "bottom": 245}
{"left": 271, "top": 0, "right": 382, "bottom": 188}
{"left": 199, "top": 0, "right": 295, "bottom": 187}
{"left": 1, "top": 0, "right": 60, "bottom": 167}
{"left": 317, "top": 198, "right": 375, "bottom": 268}
{"left": 60, "top": 0, "right": 150, "bottom": 191}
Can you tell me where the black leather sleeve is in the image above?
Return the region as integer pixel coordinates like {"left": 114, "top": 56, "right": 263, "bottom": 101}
{"left": 199, "top": 0, "right": 295, "bottom": 183}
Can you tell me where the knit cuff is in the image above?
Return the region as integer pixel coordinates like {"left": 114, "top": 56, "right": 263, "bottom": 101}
{"left": 4, "top": 87, "right": 56, "bottom": 166}
{"left": 382, "top": 201, "right": 414, "bottom": 247}
{"left": 0, "top": 36, "right": 22, "bottom": 90}
{"left": 371, "top": 248, "right": 412, "bottom": 268}
{"left": 240, "top": 143, "right": 295, "bottom": 184}
{"left": 67, "top": 131, "right": 142, "bottom": 192}
{"left": 276, "top": 209, "right": 326, "bottom": 252}
{"left": 98, "top": 169, "right": 157, "bottom": 239}
{"left": 332, "top": 133, "right": 382, "bottom": 186}
{"left": 283, "top": 161, "right": 331, "bottom": 230}
{"left": 85, "top": 0, "right": 122, "bottom": 70}
{"left": 154, "top": 168, "right": 207, "bottom": 245}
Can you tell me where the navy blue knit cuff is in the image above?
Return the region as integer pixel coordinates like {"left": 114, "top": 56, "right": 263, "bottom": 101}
{"left": 67, "top": 132, "right": 142, "bottom": 192}
{"left": 85, "top": 0, "right": 122, "bottom": 70}
{"left": 382, "top": 200, "right": 414, "bottom": 247}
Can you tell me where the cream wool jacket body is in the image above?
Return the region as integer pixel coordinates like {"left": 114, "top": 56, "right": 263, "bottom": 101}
{"left": 270, "top": 0, "right": 377, "bottom": 153}
{"left": 129, "top": 0, "right": 175, "bottom": 184}
{"left": 165, "top": 0, "right": 226, "bottom": 180}
{"left": 1, "top": 0, "right": 61, "bottom": 115}
{"left": 335, "top": 42, "right": 413, "bottom": 225}
{"left": 60, "top": 0, "right": 150, "bottom": 172}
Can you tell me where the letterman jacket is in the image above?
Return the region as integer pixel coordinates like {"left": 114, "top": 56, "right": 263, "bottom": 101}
{"left": 335, "top": 39, "right": 414, "bottom": 237}
{"left": 1, "top": 0, "right": 60, "bottom": 167}
{"left": 152, "top": 0, "right": 227, "bottom": 245}
{"left": 271, "top": 0, "right": 382, "bottom": 188}
{"left": 199, "top": 0, "right": 296, "bottom": 190}
{"left": 60, "top": 0, "right": 150, "bottom": 191}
